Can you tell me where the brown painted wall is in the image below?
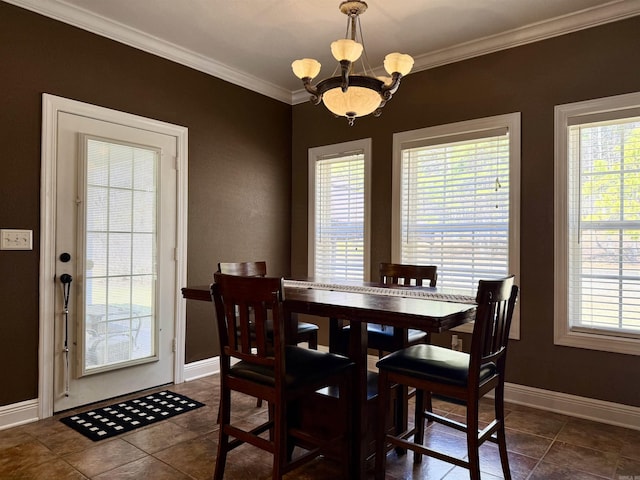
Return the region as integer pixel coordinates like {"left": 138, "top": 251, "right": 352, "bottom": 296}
{"left": 292, "top": 17, "right": 640, "bottom": 407}
{"left": 0, "top": 3, "right": 292, "bottom": 407}
{"left": 1, "top": 1, "right": 638, "bottom": 411}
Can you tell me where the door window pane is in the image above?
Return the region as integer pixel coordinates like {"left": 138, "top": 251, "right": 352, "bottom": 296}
{"left": 83, "top": 138, "right": 158, "bottom": 372}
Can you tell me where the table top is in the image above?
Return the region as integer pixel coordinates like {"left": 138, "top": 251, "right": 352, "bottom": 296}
{"left": 182, "top": 281, "right": 476, "bottom": 334}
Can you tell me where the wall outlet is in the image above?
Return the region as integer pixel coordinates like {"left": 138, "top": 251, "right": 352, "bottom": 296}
{"left": 1, "top": 229, "right": 33, "bottom": 250}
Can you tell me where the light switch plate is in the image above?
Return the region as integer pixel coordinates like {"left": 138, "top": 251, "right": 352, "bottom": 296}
{"left": 1, "top": 229, "right": 33, "bottom": 250}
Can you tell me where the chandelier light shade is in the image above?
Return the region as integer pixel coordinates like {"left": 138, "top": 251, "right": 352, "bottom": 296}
{"left": 331, "top": 39, "right": 363, "bottom": 63}
{"left": 291, "top": 1, "right": 414, "bottom": 126}
{"left": 291, "top": 58, "right": 322, "bottom": 80}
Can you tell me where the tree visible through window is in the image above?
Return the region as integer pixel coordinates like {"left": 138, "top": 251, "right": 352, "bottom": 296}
{"left": 555, "top": 93, "right": 640, "bottom": 355}
{"left": 568, "top": 119, "right": 640, "bottom": 334}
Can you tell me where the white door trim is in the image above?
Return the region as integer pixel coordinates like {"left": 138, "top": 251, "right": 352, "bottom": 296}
{"left": 39, "top": 94, "right": 188, "bottom": 418}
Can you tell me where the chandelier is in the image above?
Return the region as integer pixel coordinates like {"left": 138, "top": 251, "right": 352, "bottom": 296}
{"left": 291, "top": 1, "right": 414, "bottom": 126}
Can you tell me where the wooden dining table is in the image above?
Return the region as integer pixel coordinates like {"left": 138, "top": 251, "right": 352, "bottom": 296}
{"left": 181, "top": 280, "right": 476, "bottom": 479}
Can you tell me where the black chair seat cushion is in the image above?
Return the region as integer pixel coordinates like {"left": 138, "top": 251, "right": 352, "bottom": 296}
{"left": 366, "top": 324, "right": 427, "bottom": 342}
{"left": 231, "top": 346, "right": 353, "bottom": 389}
{"left": 297, "top": 321, "right": 319, "bottom": 334}
{"left": 341, "top": 324, "right": 428, "bottom": 345}
{"left": 376, "top": 344, "right": 496, "bottom": 388}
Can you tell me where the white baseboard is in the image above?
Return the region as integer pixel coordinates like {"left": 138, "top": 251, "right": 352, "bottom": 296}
{"left": 0, "top": 359, "right": 221, "bottom": 431}
{"left": 3, "top": 366, "right": 638, "bottom": 432}
{"left": 502, "top": 382, "right": 640, "bottom": 431}
{"left": 0, "top": 399, "right": 39, "bottom": 431}
{"left": 183, "top": 356, "right": 220, "bottom": 382}
{"left": 0, "top": 358, "right": 220, "bottom": 431}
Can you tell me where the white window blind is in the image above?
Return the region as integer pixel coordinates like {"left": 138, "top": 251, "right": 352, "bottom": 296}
{"left": 399, "top": 130, "right": 511, "bottom": 292}
{"left": 309, "top": 140, "right": 370, "bottom": 281}
{"left": 567, "top": 117, "right": 640, "bottom": 336}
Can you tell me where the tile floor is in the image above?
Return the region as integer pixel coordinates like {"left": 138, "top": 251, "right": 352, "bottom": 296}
{"left": 1, "top": 369, "right": 639, "bottom": 479}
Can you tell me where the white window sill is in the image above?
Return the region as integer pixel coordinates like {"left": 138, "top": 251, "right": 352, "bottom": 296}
{"left": 554, "top": 328, "right": 640, "bottom": 356}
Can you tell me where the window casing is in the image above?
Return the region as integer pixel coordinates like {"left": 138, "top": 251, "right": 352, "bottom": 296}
{"left": 392, "top": 114, "right": 521, "bottom": 337}
{"left": 555, "top": 92, "right": 640, "bottom": 355}
{"left": 308, "top": 139, "right": 371, "bottom": 282}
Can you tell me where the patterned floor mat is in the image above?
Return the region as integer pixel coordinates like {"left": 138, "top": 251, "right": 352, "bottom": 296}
{"left": 60, "top": 390, "right": 204, "bottom": 441}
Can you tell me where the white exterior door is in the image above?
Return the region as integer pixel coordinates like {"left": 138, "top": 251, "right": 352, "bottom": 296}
{"left": 42, "top": 96, "right": 187, "bottom": 413}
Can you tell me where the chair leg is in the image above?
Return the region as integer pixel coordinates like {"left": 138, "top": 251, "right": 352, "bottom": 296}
{"left": 413, "top": 389, "right": 426, "bottom": 463}
{"left": 495, "top": 383, "right": 512, "bottom": 480}
{"left": 340, "top": 371, "right": 353, "bottom": 480}
{"left": 421, "top": 337, "right": 433, "bottom": 419}
{"left": 285, "top": 402, "right": 297, "bottom": 462}
{"left": 268, "top": 401, "right": 275, "bottom": 441}
{"left": 213, "top": 434, "right": 228, "bottom": 480}
{"left": 374, "top": 370, "right": 390, "bottom": 480}
{"left": 466, "top": 401, "right": 481, "bottom": 480}
{"left": 424, "top": 390, "right": 433, "bottom": 418}
{"left": 496, "top": 424, "right": 512, "bottom": 480}
{"left": 272, "top": 398, "right": 287, "bottom": 480}
{"left": 213, "top": 386, "right": 231, "bottom": 480}
{"left": 308, "top": 330, "right": 318, "bottom": 350}
{"left": 395, "top": 384, "right": 408, "bottom": 444}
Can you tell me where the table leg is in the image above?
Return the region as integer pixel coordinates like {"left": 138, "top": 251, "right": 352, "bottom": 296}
{"left": 328, "top": 317, "right": 348, "bottom": 355}
{"left": 394, "top": 327, "right": 410, "bottom": 439}
{"left": 348, "top": 320, "right": 368, "bottom": 480}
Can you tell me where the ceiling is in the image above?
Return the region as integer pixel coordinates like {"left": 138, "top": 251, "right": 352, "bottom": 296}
{"left": 6, "top": 0, "right": 640, "bottom": 104}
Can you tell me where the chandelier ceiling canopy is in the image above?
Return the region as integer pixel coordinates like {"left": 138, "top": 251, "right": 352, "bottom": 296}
{"left": 291, "top": 1, "right": 414, "bottom": 126}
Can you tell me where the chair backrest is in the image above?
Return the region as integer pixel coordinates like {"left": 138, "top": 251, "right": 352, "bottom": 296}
{"left": 469, "top": 276, "right": 518, "bottom": 382}
{"left": 218, "top": 261, "right": 267, "bottom": 277}
{"left": 212, "top": 272, "right": 285, "bottom": 371}
{"left": 379, "top": 263, "right": 438, "bottom": 287}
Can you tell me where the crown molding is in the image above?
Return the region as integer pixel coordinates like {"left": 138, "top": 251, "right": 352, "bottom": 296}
{"left": 412, "top": 0, "right": 640, "bottom": 73}
{"left": 293, "top": 0, "right": 640, "bottom": 105}
{"left": 3, "top": 0, "right": 293, "bottom": 104}
{"left": 4, "top": 0, "right": 639, "bottom": 106}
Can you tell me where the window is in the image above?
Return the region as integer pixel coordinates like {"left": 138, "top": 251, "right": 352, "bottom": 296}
{"left": 308, "top": 139, "right": 371, "bottom": 281}
{"left": 392, "top": 114, "right": 520, "bottom": 336}
{"left": 555, "top": 92, "right": 640, "bottom": 355}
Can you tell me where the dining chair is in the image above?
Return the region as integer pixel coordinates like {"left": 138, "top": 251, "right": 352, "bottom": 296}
{"left": 374, "top": 276, "right": 518, "bottom": 480}
{"left": 331, "top": 263, "right": 437, "bottom": 358}
{"left": 218, "top": 261, "right": 319, "bottom": 410}
{"left": 211, "top": 273, "right": 354, "bottom": 480}
{"left": 218, "top": 261, "right": 319, "bottom": 349}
